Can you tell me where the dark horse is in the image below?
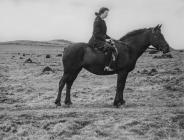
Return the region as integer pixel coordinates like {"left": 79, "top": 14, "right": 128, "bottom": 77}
{"left": 55, "top": 24, "right": 170, "bottom": 107}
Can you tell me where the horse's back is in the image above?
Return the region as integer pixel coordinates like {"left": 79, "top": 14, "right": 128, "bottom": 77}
{"left": 62, "top": 42, "right": 106, "bottom": 73}
{"left": 63, "top": 42, "right": 87, "bottom": 53}
{"left": 63, "top": 42, "right": 104, "bottom": 59}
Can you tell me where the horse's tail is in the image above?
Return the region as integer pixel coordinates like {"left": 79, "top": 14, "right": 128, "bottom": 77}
{"left": 62, "top": 43, "right": 86, "bottom": 73}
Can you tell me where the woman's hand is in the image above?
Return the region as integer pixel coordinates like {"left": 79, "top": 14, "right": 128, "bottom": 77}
{"left": 106, "top": 38, "right": 115, "bottom": 45}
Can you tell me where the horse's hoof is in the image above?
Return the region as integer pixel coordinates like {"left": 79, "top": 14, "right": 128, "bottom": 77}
{"left": 113, "top": 101, "right": 121, "bottom": 108}
{"left": 64, "top": 101, "right": 72, "bottom": 106}
{"left": 120, "top": 100, "right": 126, "bottom": 105}
{"left": 55, "top": 100, "right": 61, "bottom": 106}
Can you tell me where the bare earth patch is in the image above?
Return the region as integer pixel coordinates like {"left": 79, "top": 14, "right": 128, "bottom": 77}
{"left": 0, "top": 44, "right": 183, "bottom": 140}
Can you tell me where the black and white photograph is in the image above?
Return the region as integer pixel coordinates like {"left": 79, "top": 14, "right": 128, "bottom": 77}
{"left": 0, "top": 0, "right": 184, "bottom": 140}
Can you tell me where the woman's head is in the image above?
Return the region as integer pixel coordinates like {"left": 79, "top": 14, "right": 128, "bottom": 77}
{"left": 95, "top": 7, "right": 109, "bottom": 19}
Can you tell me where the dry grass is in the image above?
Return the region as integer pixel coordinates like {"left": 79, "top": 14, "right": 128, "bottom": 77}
{"left": 0, "top": 44, "right": 183, "bottom": 140}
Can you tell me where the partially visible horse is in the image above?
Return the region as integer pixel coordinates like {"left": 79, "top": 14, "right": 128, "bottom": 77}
{"left": 55, "top": 24, "right": 170, "bottom": 107}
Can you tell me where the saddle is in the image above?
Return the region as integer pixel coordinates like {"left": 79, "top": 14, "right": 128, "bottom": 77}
{"left": 88, "top": 40, "right": 119, "bottom": 71}
{"left": 91, "top": 40, "right": 118, "bottom": 57}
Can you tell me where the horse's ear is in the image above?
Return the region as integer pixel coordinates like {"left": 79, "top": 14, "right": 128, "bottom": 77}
{"left": 152, "top": 25, "right": 159, "bottom": 32}
{"left": 153, "top": 24, "right": 161, "bottom": 32}
{"left": 159, "top": 24, "right": 162, "bottom": 30}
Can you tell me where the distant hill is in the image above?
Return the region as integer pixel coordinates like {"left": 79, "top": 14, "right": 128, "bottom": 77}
{"left": 0, "top": 39, "right": 73, "bottom": 47}
{"left": 0, "top": 40, "right": 179, "bottom": 52}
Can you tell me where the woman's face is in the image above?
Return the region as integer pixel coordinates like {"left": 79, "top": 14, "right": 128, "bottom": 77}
{"left": 101, "top": 10, "right": 109, "bottom": 19}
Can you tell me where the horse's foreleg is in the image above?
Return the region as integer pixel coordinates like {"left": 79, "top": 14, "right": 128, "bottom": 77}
{"left": 114, "top": 71, "right": 128, "bottom": 107}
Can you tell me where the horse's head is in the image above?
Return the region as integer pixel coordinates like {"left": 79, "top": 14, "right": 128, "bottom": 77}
{"left": 149, "top": 24, "right": 170, "bottom": 54}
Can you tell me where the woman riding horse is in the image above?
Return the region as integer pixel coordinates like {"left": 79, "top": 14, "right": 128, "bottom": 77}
{"left": 88, "top": 7, "right": 116, "bottom": 71}
{"left": 55, "top": 22, "right": 170, "bottom": 107}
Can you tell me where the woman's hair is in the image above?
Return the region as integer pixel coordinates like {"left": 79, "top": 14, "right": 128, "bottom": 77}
{"left": 95, "top": 7, "right": 109, "bottom": 16}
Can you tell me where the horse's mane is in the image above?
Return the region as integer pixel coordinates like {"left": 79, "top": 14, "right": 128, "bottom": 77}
{"left": 119, "top": 28, "right": 149, "bottom": 41}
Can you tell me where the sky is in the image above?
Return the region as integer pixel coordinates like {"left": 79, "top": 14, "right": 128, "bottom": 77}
{"left": 0, "top": 0, "right": 184, "bottom": 49}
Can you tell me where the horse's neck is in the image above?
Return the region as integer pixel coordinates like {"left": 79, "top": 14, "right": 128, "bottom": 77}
{"left": 124, "top": 31, "right": 150, "bottom": 59}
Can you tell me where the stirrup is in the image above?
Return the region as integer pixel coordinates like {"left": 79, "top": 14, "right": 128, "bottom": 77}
{"left": 104, "top": 66, "right": 114, "bottom": 71}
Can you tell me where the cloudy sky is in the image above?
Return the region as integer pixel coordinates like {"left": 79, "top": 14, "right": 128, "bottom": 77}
{"left": 0, "top": 0, "right": 183, "bottom": 49}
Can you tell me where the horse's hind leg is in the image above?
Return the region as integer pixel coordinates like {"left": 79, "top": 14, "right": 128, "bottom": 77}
{"left": 55, "top": 73, "right": 68, "bottom": 106}
{"left": 64, "top": 68, "right": 82, "bottom": 105}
